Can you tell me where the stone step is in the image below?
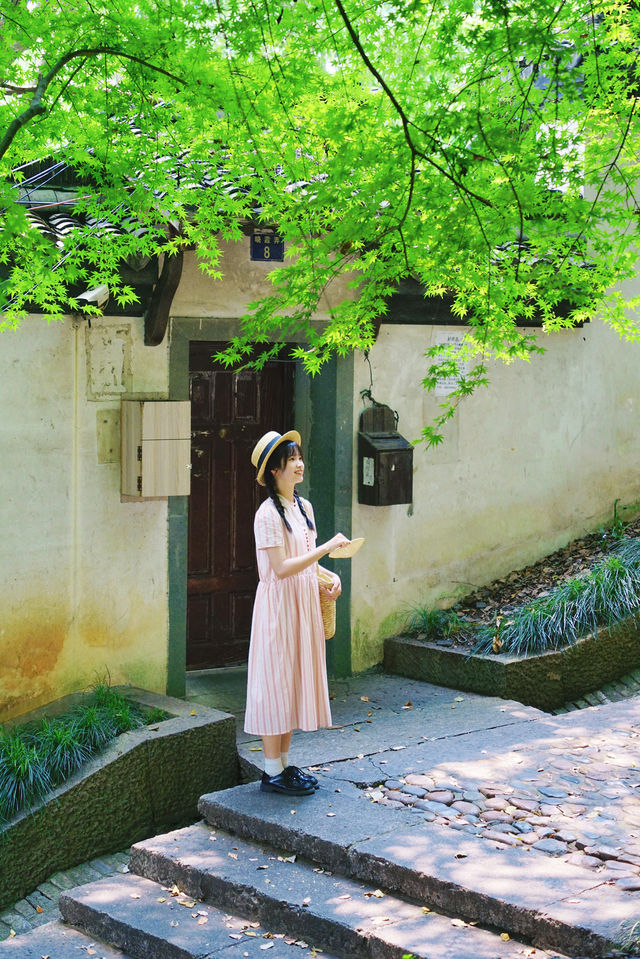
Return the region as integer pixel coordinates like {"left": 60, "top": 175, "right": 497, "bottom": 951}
{"left": 0, "top": 918, "right": 135, "bottom": 957}
{"left": 59, "top": 872, "right": 335, "bottom": 959}
{"left": 129, "top": 822, "right": 566, "bottom": 959}
{"left": 198, "top": 781, "right": 640, "bottom": 958}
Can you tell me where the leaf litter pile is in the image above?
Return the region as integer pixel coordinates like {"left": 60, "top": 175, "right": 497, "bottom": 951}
{"left": 438, "top": 519, "right": 640, "bottom": 649}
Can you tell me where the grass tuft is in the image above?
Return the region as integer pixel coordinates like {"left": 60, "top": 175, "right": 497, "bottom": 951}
{"left": 470, "top": 539, "right": 640, "bottom": 657}
{"left": 405, "top": 536, "right": 640, "bottom": 659}
{"left": 404, "top": 606, "right": 470, "bottom": 644}
{"left": 0, "top": 730, "right": 51, "bottom": 821}
{"left": 0, "top": 683, "right": 161, "bottom": 825}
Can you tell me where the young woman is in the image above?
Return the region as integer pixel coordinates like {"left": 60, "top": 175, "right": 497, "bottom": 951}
{"left": 245, "top": 429, "right": 350, "bottom": 797}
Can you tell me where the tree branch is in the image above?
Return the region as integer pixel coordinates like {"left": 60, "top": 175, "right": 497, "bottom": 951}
{"left": 0, "top": 46, "right": 186, "bottom": 162}
{"left": 331, "top": 0, "right": 494, "bottom": 209}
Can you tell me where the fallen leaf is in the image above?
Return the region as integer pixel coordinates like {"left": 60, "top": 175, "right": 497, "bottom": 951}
{"left": 326, "top": 812, "right": 336, "bottom": 817}
{"left": 171, "top": 884, "right": 180, "bottom": 896}
{"left": 197, "top": 916, "right": 208, "bottom": 925}
{"left": 364, "top": 889, "right": 384, "bottom": 899}
{"left": 157, "top": 897, "right": 167, "bottom": 903}
{"left": 250, "top": 747, "right": 263, "bottom": 752}
{"left": 451, "top": 919, "right": 466, "bottom": 927}
{"left": 303, "top": 897, "right": 311, "bottom": 906}
{"left": 190, "top": 709, "right": 197, "bottom": 716}
{"left": 260, "top": 943, "right": 274, "bottom": 950}
{"left": 244, "top": 931, "right": 257, "bottom": 937}
{"left": 500, "top": 932, "right": 510, "bottom": 941}
{"left": 228, "top": 852, "right": 238, "bottom": 860}
{"left": 454, "top": 696, "right": 464, "bottom": 702}
{"left": 360, "top": 696, "right": 370, "bottom": 702}
{"left": 229, "top": 933, "right": 243, "bottom": 940}
{"left": 257, "top": 865, "right": 268, "bottom": 870}
{"left": 296, "top": 942, "right": 309, "bottom": 948}
{"left": 391, "top": 746, "right": 406, "bottom": 751}
{"left": 170, "top": 921, "right": 179, "bottom": 927}
{"left": 35, "top": 906, "right": 44, "bottom": 913}
{"left": 130, "top": 894, "right": 141, "bottom": 900}
{"left": 179, "top": 898, "right": 196, "bottom": 908}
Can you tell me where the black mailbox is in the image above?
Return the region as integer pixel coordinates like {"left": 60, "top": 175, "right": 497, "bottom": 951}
{"left": 358, "top": 405, "right": 413, "bottom": 506}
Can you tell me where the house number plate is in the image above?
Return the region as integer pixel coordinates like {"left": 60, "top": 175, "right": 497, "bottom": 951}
{"left": 250, "top": 233, "right": 284, "bottom": 261}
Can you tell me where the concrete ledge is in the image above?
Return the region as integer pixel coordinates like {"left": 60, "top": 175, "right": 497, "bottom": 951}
{"left": 384, "top": 616, "right": 640, "bottom": 711}
{"left": 0, "top": 689, "right": 238, "bottom": 912}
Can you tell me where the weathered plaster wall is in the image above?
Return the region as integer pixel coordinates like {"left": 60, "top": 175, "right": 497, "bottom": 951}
{"left": 172, "top": 239, "right": 353, "bottom": 319}
{"left": 1, "top": 238, "right": 353, "bottom": 722}
{"left": 0, "top": 315, "right": 169, "bottom": 722}
{"left": 350, "top": 317, "right": 640, "bottom": 671}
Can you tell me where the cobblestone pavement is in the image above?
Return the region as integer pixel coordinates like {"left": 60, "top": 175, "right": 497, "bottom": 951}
{"left": 0, "top": 851, "right": 130, "bottom": 942}
{"left": 368, "top": 720, "right": 640, "bottom": 892}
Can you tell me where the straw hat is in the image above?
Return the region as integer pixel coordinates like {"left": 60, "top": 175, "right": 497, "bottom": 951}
{"left": 251, "top": 429, "right": 302, "bottom": 486}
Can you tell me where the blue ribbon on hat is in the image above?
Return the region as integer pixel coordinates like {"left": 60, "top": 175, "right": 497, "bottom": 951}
{"left": 257, "top": 434, "right": 284, "bottom": 473}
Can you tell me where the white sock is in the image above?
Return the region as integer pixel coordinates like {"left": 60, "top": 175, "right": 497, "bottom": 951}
{"left": 264, "top": 757, "right": 284, "bottom": 777}
{"left": 280, "top": 752, "right": 289, "bottom": 769}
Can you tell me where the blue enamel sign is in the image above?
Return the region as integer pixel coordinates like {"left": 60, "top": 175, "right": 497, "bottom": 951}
{"left": 250, "top": 232, "right": 284, "bottom": 261}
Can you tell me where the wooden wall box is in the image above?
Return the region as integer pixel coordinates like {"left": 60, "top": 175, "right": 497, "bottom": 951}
{"left": 357, "top": 405, "right": 413, "bottom": 506}
{"left": 121, "top": 400, "right": 191, "bottom": 499}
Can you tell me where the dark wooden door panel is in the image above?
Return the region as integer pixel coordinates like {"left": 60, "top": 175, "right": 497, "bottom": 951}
{"left": 186, "top": 343, "right": 294, "bottom": 669}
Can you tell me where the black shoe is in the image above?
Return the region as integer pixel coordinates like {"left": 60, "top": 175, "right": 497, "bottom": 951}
{"left": 284, "top": 765, "right": 320, "bottom": 789}
{"left": 260, "top": 771, "right": 315, "bottom": 796}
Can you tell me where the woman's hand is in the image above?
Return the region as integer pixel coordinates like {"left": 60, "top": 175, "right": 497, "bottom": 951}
{"left": 319, "top": 572, "right": 342, "bottom": 601}
{"left": 323, "top": 532, "right": 350, "bottom": 555}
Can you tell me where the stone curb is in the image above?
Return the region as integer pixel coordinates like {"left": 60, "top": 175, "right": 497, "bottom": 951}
{"left": 384, "top": 622, "right": 640, "bottom": 711}
{"left": 0, "top": 689, "right": 238, "bottom": 912}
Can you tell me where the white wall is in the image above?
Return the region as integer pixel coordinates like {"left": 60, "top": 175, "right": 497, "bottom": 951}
{"left": 0, "top": 315, "right": 170, "bottom": 722}
{"left": 0, "top": 238, "right": 354, "bottom": 721}
{"left": 3, "top": 235, "right": 639, "bottom": 713}
{"left": 350, "top": 318, "right": 640, "bottom": 670}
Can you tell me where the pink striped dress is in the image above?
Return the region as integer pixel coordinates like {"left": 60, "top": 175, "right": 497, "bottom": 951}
{"left": 244, "top": 495, "right": 332, "bottom": 736}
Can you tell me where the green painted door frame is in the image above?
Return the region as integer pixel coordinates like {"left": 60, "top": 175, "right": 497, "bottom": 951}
{"left": 166, "top": 318, "right": 353, "bottom": 698}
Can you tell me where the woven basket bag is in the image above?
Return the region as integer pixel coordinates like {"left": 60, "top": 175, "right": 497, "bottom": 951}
{"left": 317, "top": 567, "right": 337, "bottom": 640}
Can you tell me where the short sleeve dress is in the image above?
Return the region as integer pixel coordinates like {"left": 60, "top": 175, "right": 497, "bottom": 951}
{"left": 243, "top": 495, "right": 332, "bottom": 736}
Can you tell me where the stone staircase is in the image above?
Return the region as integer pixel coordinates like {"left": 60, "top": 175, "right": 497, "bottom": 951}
{"left": 3, "top": 775, "right": 639, "bottom": 959}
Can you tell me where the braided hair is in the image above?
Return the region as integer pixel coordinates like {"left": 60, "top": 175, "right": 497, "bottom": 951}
{"left": 263, "top": 441, "right": 315, "bottom": 534}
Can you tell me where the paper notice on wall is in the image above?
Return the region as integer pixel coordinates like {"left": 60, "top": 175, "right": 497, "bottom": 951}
{"left": 433, "top": 331, "right": 470, "bottom": 396}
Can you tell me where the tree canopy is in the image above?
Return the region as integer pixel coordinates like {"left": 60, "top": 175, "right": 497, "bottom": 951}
{"left": 1, "top": 0, "right": 639, "bottom": 441}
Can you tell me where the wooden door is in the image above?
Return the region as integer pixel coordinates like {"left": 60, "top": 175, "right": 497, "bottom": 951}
{"left": 187, "top": 343, "right": 294, "bottom": 668}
